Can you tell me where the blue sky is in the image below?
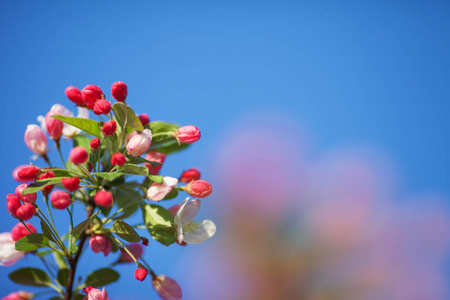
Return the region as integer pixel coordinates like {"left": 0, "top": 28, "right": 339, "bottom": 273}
{"left": 0, "top": 1, "right": 449, "bottom": 298}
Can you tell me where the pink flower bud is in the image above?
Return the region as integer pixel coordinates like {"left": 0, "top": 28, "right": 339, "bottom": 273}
{"left": 152, "top": 275, "right": 182, "bottom": 300}
{"left": 89, "top": 235, "right": 112, "bottom": 256}
{"left": 145, "top": 151, "right": 166, "bottom": 175}
{"left": 174, "top": 125, "right": 201, "bottom": 144}
{"left": 11, "top": 223, "right": 37, "bottom": 242}
{"left": 179, "top": 168, "right": 201, "bottom": 183}
{"left": 82, "top": 286, "right": 108, "bottom": 300}
{"left": 61, "top": 177, "right": 80, "bottom": 192}
{"left": 12, "top": 165, "right": 33, "bottom": 182}
{"left": 111, "top": 81, "right": 127, "bottom": 102}
{"left": 65, "top": 86, "right": 84, "bottom": 106}
{"left": 185, "top": 180, "right": 212, "bottom": 198}
{"left": 102, "top": 120, "right": 117, "bottom": 136}
{"left": 111, "top": 153, "right": 126, "bottom": 167}
{"left": 69, "top": 146, "right": 89, "bottom": 165}
{"left": 17, "top": 166, "right": 40, "bottom": 181}
{"left": 87, "top": 162, "right": 93, "bottom": 172}
{"left": 15, "top": 203, "right": 36, "bottom": 221}
{"left": 118, "top": 243, "right": 144, "bottom": 263}
{"left": 126, "top": 129, "right": 152, "bottom": 157}
{"left": 94, "top": 190, "right": 114, "bottom": 207}
{"left": 147, "top": 177, "right": 178, "bottom": 201}
{"left": 90, "top": 137, "right": 101, "bottom": 151}
{"left": 45, "top": 110, "right": 64, "bottom": 140}
{"left": 24, "top": 124, "right": 48, "bottom": 155}
{"left": 135, "top": 267, "right": 148, "bottom": 282}
{"left": 50, "top": 190, "right": 71, "bottom": 210}
{"left": 2, "top": 290, "right": 34, "bottom": 300}
{"left": 139, "top": 113, "right": 150, "bottom": 126}
{"left": 81, "top": 84, "right": 104, "bottom": 106}
{"left": 15, "top": 184, "right": 37, "bottom": 204}
{"left": 2, "top": 291, "right": 34, "bottom": 300}
{"left": 0, "top": 232, "right": 26, "bottom": 266}
{"left": 39, "top": 171, "right": 56, "bottom": 196}
{"left": 93, "top": 99, "right": 111, "bottom": 115}
{"left": 6, "top": 194, "right": 21, "bottom": 218}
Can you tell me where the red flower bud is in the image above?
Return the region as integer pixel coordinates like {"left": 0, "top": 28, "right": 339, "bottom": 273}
{"left": 93, "top": 99, "right": 111, "bottom": 115}
{"left": 152, "top": 275, "right": 183, "bottom": 300}
{"left": 6, "top": 194, "right": 21, "bottom": 217}
{"left": 94, "top": 190, "right": 113, "bottom": 207}
{"left": 87, "top": 162, "right": 93, "bottom": 172}
{"left": 111, "top": 81, "right": 127, "bottom": 102}
{"left": 17, "top": 166, "right": 40, "bottom": 181}
{"left": 179, "top": 168, "right": 201, "bottom": 183}
{"left": 69, "top": 146, "right": 89, "bottom": 165}
{"left": 90, "top": 137, "right": 101, "bottom": 151}
{"left": 185, "top": 180, "right": 212, "bottom": 198}
{"left": 15, "top": 184, "right": 37, "bottom": 204}
{"left": 81, "top": 84, "right": 104, "bottom": 106}
{"left": 135, "top": 267, "right": 148, "bottom": 282}
{"left": 15, "top": 203, "right": 36, "bottom": 221}
{"left": 139, "top": 113, "right": 150, "bottom": 126}
{"left": 141, "top": 238, "right": 149, "bottom": 247}
{"left": 102, "top": 120, "right": 117, "bottom": 136}
{"left": 144, "top": 151, "right": 166, "bottom": 175}
{"left": 111, "top": 153, "right": 126, "bottom": 167}
{"left": 11, "top": 223, "right": 37, "bottom": 242}
{"left": 174, "top": 125, "right": 201, "bottom": 143}
{"left": 45, "top": 110, "right": 64, "bottom": 140}
{"left": 50, "top": 190, "right": 71, "bottom": 210}
{"left": 61, "top": 177, "right": 80, "bottom": 192}
{"left": 12, "top": 165, "right": 32, "bottom": 182}
{"left": 65, "top": 86, "right": 84, "bottom": 105}
{"left": 39, "top": 171, "right": 56, "bottom": 196}
{"left": 89, "top": 235, "right": 112, "bottom": 256}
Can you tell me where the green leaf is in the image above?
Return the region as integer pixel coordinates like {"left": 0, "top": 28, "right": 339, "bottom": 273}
{"left": 93, "top": 172, "right": 124, "bottom": 182}
{"left": 57, "top": 268, "right": 69, "bottom": 286}
{"left": 73, "top": 134, "right": 92, "bottom": 150}
{"left": 69, "top": 244, "right": 79, "bottom": 255}
{"left": 112, "top": 220, "right": 141, "bottom": 242}
{"left": 148, "top": 139, "right": 190, "bottom": 155}
{"left": 52, "top": 115, "right": 102, "bottom": 138}
{"left": 148, "top": 175, "right": 164, "bottom": 184}
{"left": 85, "top": 268, "right": 120, "bottom": 287}
{"left": 41, "top": 167, "right": 74, "bottom": 178}
{"left": 112, "top": 102, "right": 144, "bottom": 133}
{"left": 53, "top": 251, "right": 68, "bottom": 269}
{"left": 162, "top": 187, "right": 178, "bottom": 200}
{"left": 49, "top": 297, "right": 64, "bottom": 300}
{"left": 22, "top": 177, "right": 63, "bottom": 194}
{"left": 40, "top": 220, "right": 55, "bottom": 243}
{"left": 141, "top": 204, "right": 176, "bottom": 246}
{"left": 35, "top": 250, "right": 53, "bottom": 257}
{"left": 15, "top": 233, "right": 50, "bottom": 251}
{"left": 113, "top": 188, "right": 142, "bottom": 219}
{"left": 118, "top": 164, "right": 149, "bottom": 177}
{"left": 71, "top": 211, "right": 101, "bottom": 239}
{"left": 9, "top": 268, "right": 53, "bottom": 287}
{"left": 125, "top": 154, "right": 162, "bottom": 167}
{"left": 148, "top": 121, "right": 179, "bottom": 142}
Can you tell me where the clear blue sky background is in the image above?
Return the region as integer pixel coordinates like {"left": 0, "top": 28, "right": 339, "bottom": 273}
{"left": 0, "top": 1, "right": 449, "bottom": 299}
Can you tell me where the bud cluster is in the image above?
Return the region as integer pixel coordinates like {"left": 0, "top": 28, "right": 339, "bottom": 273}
{"left": 3, "top": 81, "right": 216, "bottom": 300}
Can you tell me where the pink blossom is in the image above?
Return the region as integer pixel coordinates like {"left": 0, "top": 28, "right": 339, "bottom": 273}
{"left": 126, "top": 129, "right": 152, "bottom": 157}
{"left": 0, "top": 233, "right": 26, "bottom": 266}
{"left": 24, "top": 124, "right": 48, "bottom": 155}
{"left": 89, "top": 235, "right": 112, "bottom": 256}
{"left": 82, "top": 286, "right": 109, "bottom": 300}
{"left": 152, "top": 275, "right": 182, "bottom": 300}
{"left": 147, "top": 177, "right": 178, "bottom": 201}
{"left": 1, "top": 290, "right": 33, "bottom": 300}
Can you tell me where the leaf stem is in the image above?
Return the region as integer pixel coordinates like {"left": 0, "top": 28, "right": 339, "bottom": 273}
{"left": 103, "top": 196, "right": 144, "bottom": 224}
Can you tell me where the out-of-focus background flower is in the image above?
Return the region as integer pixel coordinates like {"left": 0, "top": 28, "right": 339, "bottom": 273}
{"left": 0, "top": 1, "right": 449, "bottom": 299}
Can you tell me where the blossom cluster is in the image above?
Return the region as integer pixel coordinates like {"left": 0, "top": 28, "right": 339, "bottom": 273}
{"left": 1, "top": 81, "right": 216, "bottom": 299}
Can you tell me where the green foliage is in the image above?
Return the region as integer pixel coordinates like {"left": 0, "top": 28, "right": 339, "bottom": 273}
{"left": 111, "top": 220, "right": 141, "bottom": 242}
{"left": 113, "top": 188, "right": 142, "bottom": 219}
{"left": 57, "top": 268, "right": 69, "bottom": 286}
{"left": 15, "top": 233, "right": 50, "bottom": 251}
{"left": 9, "top": 268, "right": 53, "bottom": 287}
{"left": 148, "top": 121, "right": 191, "bottom": 154}
{"left": 22, "top": 177, "right": 63, "bottom": 194}
{"left": 112, "top": 102, "right": 144, "bottom": 133}
{"left": 141, "top": 204, "right": 176, "bottom": 246}
{"left": 71, "top": 211, "right": 101, "bottom": 240}
{"left": 84, "top": 268, "right": 120, "bottom": 287}
{"left": 52, "top": 115, "right": 102, "bottom": 138}
{"left": 93, "top": 172, "right": 124, "bottom": 182}
{"left": 40, "top": 220, "right": 56, "bottom": 243}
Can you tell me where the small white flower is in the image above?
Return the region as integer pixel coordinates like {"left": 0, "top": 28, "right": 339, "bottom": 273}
{"left": 174, "top": 197, "right": 216, "bottom": 244}
{"left": 0, "top": 232, "right": 25, "bottom": 266}
{"left": 38, "top": 104, "right": 89, "bottom": 138}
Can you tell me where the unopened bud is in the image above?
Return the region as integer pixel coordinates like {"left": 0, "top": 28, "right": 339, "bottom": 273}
{"left": 135, "top": 267, "right": 148, "bottom": 282}
{"left": 61, "top": 177, "right": 80, "bottom": 192}
{"left": 11, "top": 223, "right": 37, "bottom": 242}
{"left": 93, "top": 99, "right": 111, "bottom": 115}
{"left": 89, "top": 235, "right": 112, "bottom": 256}
{"left": 15, "top": 184, "right": 37, "bottom": 204}
{"left": 15, "top": 203, "right": 36, "bottom": 221}
{"left": 179, "top": 168, "right": 201, "bottom": 182}
{"left": 126, "top": 129, "right": 152, "bottom": 157}
{"left": 45, "top": 110, "right": 64, "bottom": 141}
{"left": 69, "top": 146, "right": 89, "bottom": 165}
{"left": 94, "top": 190, "right": 114, "bottom": 207}
{"left": 6, "top": 194, "right": 21, "bottom": 218}
{"left": 65, "top": 86, "right": 84, "bottom": 105}
{"left": 39, "top": 171, "right": 56, "bottom": 196}
{"left": 102, "top": 120, "right": 117, "bottom": 136}
{"left": 152, "top": 275, "right": 182, "bottom": 300}
{"left": 111, "top": 81, "right": 128, "bottom": 102}
{"left": 90, "top": 137, "right": 101, "bottom": 152}
{"left": 50, "top": 190, "right": 71, "bottom": 210}
{"left": 139, "top": 113, "right": 150, "bottom": 126}
{"left": 12, "top": 165, "right": 32, "bottom": 182}
{"left": 111, "top": 153, "right": 126, "bottom": 167}
{"left": 185, "top": 180, "right": 212, "bottom": 198}
{"left": 24, "top": 124, "right": 48, "bottom": 155}
{"left": 17, "top": 166, "right": 40, "bottom": 181}
{"left": 81, "top": 84, "right": 104, "bottom": 106}
{"left": 145, "top": 151, "right": 166, "bottom": 175}
{"left": 174, "top": 125, "right": 201, "bottom": 144}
